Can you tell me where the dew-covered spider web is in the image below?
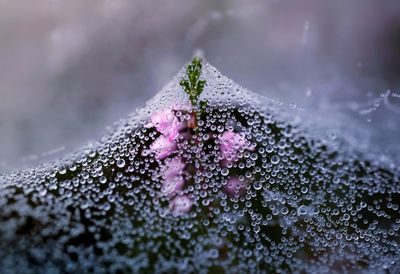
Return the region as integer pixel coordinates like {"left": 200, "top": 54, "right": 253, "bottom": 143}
{"left": 0, "top": 63, "right": 399, "bottom": 273}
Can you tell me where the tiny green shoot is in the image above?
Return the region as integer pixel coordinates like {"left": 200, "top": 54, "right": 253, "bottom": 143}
{"left": 179, "top": 57, "right": 207, "bottom": 109}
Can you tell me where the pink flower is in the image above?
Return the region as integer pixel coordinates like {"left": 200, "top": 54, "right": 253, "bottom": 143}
{"left": 150, "top": 135, "right": 176, "bottom": 160}
{"left": 160, "top": 157, "right": 186, "bottom": 196}
{"left": 170, "top": 195, "right": 193, "bottom": 215}
{"left": 148, "top": 109, "right": 182, "bottom": 141}
{"left": 224, "top": 177, "right": 246, "bottom": 197}
{"left": 162, "top": 157, "right": 185, "bottom": 179}
{"left": 161, "top": 176, "right": 185, "bottom": 196}
{"left": 219, "top": 131, "right": 248, "bottom": 161}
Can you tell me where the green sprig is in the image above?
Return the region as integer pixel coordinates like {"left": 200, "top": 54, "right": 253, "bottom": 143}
{"left": 179, "top": 57, "right": 206, "bottom": 108}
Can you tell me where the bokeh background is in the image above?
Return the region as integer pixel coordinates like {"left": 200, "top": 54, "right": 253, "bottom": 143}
{"left": 1, "top": 0, "right": 400, "bottom": 168}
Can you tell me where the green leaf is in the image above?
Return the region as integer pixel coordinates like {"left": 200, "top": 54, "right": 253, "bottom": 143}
{"left": 179, "top": 57, "right": 206, "bottom": 107}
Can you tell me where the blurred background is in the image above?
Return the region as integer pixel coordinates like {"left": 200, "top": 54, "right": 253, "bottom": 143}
{"left": 1, "top": 0, "right": 400, "bottom": 168}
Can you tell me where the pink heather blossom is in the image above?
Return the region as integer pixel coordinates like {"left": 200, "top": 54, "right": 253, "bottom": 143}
{"left": 225, "top": 177, "right": 246, "bottom": 197}
{"left": 219, "top": 131, "right": 248, "bottom": 161}
{"left": 170, "top": 195, "right": 193, "bottom": 215}
{"left": 161, "top": 176, "right": 185, "bottom": 196}
{"left": 160, "top": 157, "right": 186, "bottom": 196}
{"left": 148, "top": 108, "right": 182, "bottom": 141}
{"left": 150, "top": 135, "right": 176, "bottom": 160}
{"left": 162, "top": 157, "right": 185, "bottom": 179}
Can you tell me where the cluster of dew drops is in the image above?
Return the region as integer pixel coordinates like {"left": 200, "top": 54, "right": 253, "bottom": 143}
{"left": 0, "top": 63, "right": 400, "bottom": 273}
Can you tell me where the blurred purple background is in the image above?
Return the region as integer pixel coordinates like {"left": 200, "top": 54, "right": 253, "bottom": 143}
{"left": 1, "top": 0, "right": 400, "bottom": 168}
